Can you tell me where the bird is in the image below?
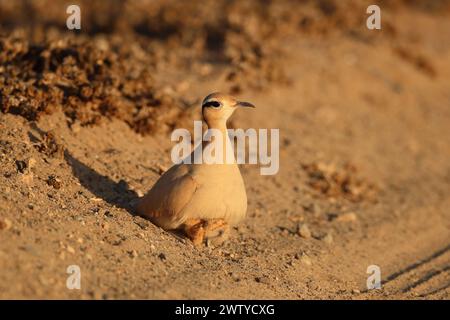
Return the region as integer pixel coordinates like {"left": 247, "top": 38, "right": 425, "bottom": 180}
{"left": 136, "top": 92, "right": 255, "bottom": 246}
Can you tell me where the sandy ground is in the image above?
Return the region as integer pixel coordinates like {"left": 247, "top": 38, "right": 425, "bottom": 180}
{"left": 0, "top": 1, "right": 449, "bottom": 299}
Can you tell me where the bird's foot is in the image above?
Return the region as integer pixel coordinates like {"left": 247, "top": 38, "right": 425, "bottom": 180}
{"left": 204, "top": 219, "right": 229, "bottom": 247}
{"left": 182, "top": 218, "right": 229, "bottom": 247}
{"left": 183, "top": 219, "right": 205, "bottom": 246}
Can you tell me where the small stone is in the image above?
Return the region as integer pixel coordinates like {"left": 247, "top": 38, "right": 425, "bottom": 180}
{"left": 15, "top": 160, "right": 27, "bottom": 173}
{"left": 157, "top": 164, "right": 168, "bottom": 175}
{"left": 28, "top": 158, "right": 36, "bottom": 170}
{"left": 336, "top": 212, "right": 357, "bottom": 222}
{"left": 135, "top": 218, "right": 150, "bottom": 230}
{"left": 158, "top": 253, "right": 167, "bottom": 261}
{"left": 0, "top": 218, "right": 12, "bottom": 230}
{"left": 297, "top": 223, "right": 311, "bottom": 239}
{"left": 47, "top": 175, "right": 61, "bottom": 189}
{"left": 129, "top": 250, "right": 138, "bottom": 258}
{"left": 352, "top": 289, "right": 361, "bottom": 294}
{"left": 323, "top": 233, "right": 333, "bottom": 244}
{"left": 104, "top": 211, "right": 114, "bottom": 218}
{"left": 229, "top": 272, "right": 240, "bottom": 282}
{"left": 67, "top": 246, "right": 75, "bottom": 254}
{"left": 300, "top": 253, "right": 312, "bottom": 266}
{"left": 255, "top": 276, "right": 270, "bottom": 284}
{"left": 27, "top": 203, "right": 34, "bottom": 210}
{"left": 137, "top": 232, "right": 145, "bottom": 239}
{"left": 136, "top": 189, "right": 144, "bottom": 197}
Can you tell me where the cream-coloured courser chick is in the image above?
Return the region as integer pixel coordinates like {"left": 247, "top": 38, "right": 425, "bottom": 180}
{"left": 136, "top": 93, "right": 255, "bottom": 246}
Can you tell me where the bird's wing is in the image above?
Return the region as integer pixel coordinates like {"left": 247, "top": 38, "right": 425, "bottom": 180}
{"left": 136, "top": 164, "right": 199, "bottom": 228}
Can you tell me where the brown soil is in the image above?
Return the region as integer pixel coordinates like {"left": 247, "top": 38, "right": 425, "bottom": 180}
{"left": 0, "top": 0, "right": 449, "bottom": 299}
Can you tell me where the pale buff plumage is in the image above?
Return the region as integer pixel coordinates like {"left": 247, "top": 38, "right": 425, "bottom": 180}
{"left": 136, "top": 93, "right": 255, "bottom": 245}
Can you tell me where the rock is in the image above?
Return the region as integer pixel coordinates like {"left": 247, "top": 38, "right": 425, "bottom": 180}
{"left": 28, "top": 158, "right": 36, "bottom": 170}
{"left": 129, "top": 250, "right": 138, "bottom": 258}
{"left": 255, "top": 276, "right": 270, "bottom": 284}
{"left": 47, "top": 175, "right": 61, "bottom": 189}
{"left": 67, "top": 245, "right": 75, "bottom": 254}
{"left": 352, "top": 289, "right": 361, "bottom": 294}
{"left": 15, "top": 160, "right": 27, "bottom": 173}
{"left": 300, "top": 253, "right": 312, "bottom": 266}
{"left": 134, "top": 218, "right": 150, "bottom": 230}
{"left": 157, "top": 164, "right": 168, "bottom": 175}
{"left": 322, "top": 233, "right": 333, "bottom": 244}
{"left": 158, "top": 253, "right": 167, "bottom": 261}
{"left": 297, "top": 223, "right": 311, "bottom": 239}
{"left": 229, "top": 272, "right": 240, "bottom": 282}
{"left": 0, "top": 218, "right": 12, "bottom": 230}
{"left": 104, "top": 211, "right": 114, "bottom": 218}
{"left": 336, "top": 212, "right": 357, "bottom": 222}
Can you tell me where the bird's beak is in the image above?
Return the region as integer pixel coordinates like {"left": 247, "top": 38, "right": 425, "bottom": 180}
{"left": 235, "top": 101, "right": 255, "bottom": 108}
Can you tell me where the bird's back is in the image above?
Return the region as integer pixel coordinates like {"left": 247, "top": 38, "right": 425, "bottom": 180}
{"left": 136, "top": 161, "right": 247, "bottom": 230}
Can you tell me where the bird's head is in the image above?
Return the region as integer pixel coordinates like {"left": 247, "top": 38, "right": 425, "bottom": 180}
{"left": 201, "top": 92, "right": 255, "bottom": 128}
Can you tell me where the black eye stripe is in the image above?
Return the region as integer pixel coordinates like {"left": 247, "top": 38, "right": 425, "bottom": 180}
{"left": 202, "top": 101, "right": 221, "bottom": 108}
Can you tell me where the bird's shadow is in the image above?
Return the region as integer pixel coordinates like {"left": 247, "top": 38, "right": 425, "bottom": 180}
{"left": 64, "top": 150, "right": 139, "bottom": 214}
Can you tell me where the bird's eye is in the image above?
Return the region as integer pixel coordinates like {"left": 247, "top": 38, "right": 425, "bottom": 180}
{"left": 202, "top": 100, "right": 221, "bottom": 109}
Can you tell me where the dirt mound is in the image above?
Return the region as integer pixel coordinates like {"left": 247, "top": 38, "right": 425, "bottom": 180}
{"left": 302, "top": 162, "right": 378, "bottom": 202}
{"left": 0, "top": 0, "right": 409, "bottom": 134}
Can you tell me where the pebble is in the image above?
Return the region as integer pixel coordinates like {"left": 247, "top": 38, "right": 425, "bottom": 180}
{"left": 297, "top": 223, "right": 311, "bottom": 239}
{"left": 47, "top": 175, "right": 61, "bottom": 189}
{"left": 67, "top": 245, "right": 75, "bottom": 254}
{"left": 323, "top": 233, "right": 333, "bottom": 244}
{"left": 28, "top": 158, "right": 36, "bottom": 170}
{"left": 129, "top": 250, "right": 138, "bottom": 258}
{"left": 336, "top": 212, "right": 357, "bottom": 222}
{"left": 255, "top": 276, "right": 270, "bottom": 284}
{"left": 104, "top": 210, "right": 114, "bottom": 218}
{"left": 15, "top": 160, "right": 27, "bottom": 173}
{"left": 300, "top": 253, "right": 312, "bottom": 266}
{"left": 229, "top": 272, "right": 240, "bottom": 282}
{"left": 0, "top": 218, "right": 12, "bottom": 230}
{"left": 158, "top": 253, "right": 167, "bottom": 261}
{"left": 135, "top": 218, "right": 150, "bottom": 230}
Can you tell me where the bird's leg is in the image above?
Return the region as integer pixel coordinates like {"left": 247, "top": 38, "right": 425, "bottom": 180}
{"left": 183, "top": 218, "right": 205, "bottom": 246}
{"left": 204, "top": 219, "right": 229, "bottom": 247}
